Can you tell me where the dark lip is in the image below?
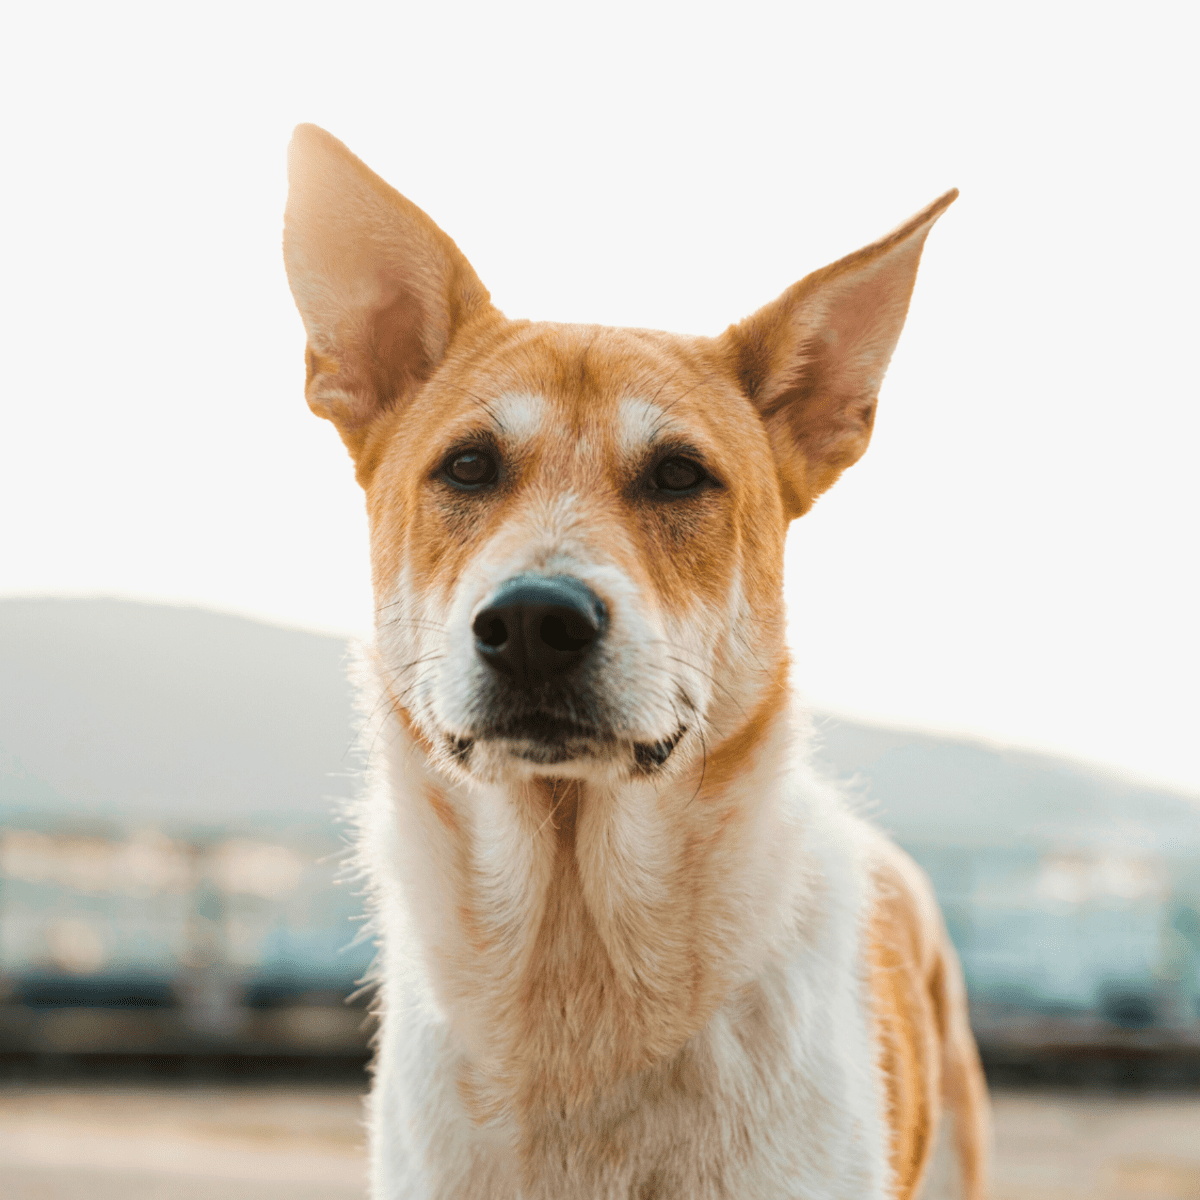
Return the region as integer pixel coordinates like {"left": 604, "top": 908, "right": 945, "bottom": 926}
{"left": 633, "top": 725, "right": 687, "bottom": 773}
{"left": 473, "top": 713, "right": 607, "bottom": 766}
{"left": 466, "top": 713, "right": 688, "bottom": 772}
{"left": 473, "top": 712, "right": 610, "bottom": 745}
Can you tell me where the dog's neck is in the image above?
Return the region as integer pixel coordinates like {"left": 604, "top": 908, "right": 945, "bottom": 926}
{"left": 373, "top": 660, "right": 807, "bottom": 1127}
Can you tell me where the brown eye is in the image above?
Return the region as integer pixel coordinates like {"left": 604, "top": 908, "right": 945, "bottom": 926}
{"left": 652, "top": 456, "right": 705, "bottom": 492}
{"left": 444, "top": 450, "right": 498, "bottom": 488}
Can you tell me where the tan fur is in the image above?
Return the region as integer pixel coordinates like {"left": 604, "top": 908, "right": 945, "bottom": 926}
{"left": 283, "top": 123, "right": 988, "bottom": 1198}
{"left": 866, "top": 836, "right": 990, "bottom": 1199}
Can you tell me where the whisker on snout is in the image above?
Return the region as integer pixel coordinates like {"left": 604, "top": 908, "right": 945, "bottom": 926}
{"left": 392, "top": 653, "right": 445, "bottom": 674}
{"left": 659, "top": 651, "right": 751, "bottom": 720}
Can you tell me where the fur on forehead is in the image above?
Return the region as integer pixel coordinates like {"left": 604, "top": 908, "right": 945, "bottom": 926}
{"left": 379, "top": 321, "right": 758, "bottom": 434}
{"left": 357, "top": 321, "right": 770, "bottom": 472}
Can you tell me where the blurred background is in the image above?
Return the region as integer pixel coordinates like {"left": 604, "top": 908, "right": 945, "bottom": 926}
{"left": 4, "top": 597, "right": 1200, "bottom": 1199}
{"left": 2, "top": 0, "right": 1197, "bottom": 1197}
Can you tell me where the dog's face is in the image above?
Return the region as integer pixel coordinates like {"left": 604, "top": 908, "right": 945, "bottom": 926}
{"left": 360, "top": 323, "right": 786, "bottom": 783}
{"left": 284, "top": 126, "right": 953, "bottom": 785}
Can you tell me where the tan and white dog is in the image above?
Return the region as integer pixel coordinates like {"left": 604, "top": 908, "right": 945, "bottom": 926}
{"left": 283, "top": 124, "right": 989, "bottom": 1200}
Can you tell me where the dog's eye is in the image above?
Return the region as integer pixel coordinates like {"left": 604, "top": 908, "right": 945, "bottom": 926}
{"left": 652, "top": 456, "right": 706, "bottom": 493}
{"left": 444, "top": 450, "right": 498, "bottom": 488}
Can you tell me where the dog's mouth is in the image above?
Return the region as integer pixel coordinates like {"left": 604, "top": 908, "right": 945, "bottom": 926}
{"left": 443, "top": 713, "right": 687, "bottom": 772}
{"left": 485, "top": 712, "right": 611, "bottom": 765}
{"left": 632, "top": 724, "right": 687, "bottom": 773}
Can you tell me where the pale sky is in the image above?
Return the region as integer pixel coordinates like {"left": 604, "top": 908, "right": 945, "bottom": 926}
{"left": 3, "top": 2, "right": 1197, "bottom": 794}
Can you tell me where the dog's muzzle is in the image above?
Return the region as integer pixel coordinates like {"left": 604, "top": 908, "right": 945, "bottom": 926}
{"left": 461, "top": 573, "right": 684, "bottom": 773}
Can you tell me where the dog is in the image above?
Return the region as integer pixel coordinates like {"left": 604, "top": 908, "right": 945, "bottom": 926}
{"left": 283, "top": 124, "right": 989, "bottom": 1199}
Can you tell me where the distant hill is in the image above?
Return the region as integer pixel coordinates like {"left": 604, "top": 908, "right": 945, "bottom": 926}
{"left": 0, "top": 598, "right": 357, "bottom": 843}
{"left": 3, "top": 598, "right": 1198, "bottom": 855}
{"left": 814, "top": 718, "right": 1200, "bottom": 856}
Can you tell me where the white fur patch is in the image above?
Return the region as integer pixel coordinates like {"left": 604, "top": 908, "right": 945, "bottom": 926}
{"left": 490, "top": 391, "right": 547, "bottom": 441}
{"left": 617, "top": 396, "right": 678, "bottom": 455}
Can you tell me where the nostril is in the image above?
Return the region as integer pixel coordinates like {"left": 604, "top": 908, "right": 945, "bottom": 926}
{"left": 539, "top": 612, "right": 596, "bottom": 653}
{"left": 474, "top": 614, "right": 508, "bottom": 648}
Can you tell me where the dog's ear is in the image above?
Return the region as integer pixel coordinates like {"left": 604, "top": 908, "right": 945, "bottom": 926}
{"left": 283, "top": 124, "right": 493, "bottom": 453}
{"left": 720, "top": 190, "right": 957, "bottom": 519}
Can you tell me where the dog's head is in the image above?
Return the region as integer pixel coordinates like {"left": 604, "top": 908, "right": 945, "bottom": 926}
{"left": 284, "top": 125, "right": 953, "bottom": 785}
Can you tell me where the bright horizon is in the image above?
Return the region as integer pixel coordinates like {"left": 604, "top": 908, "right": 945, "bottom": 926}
{"left": 2, "top": 2, "right": 1196, "bottom": 795}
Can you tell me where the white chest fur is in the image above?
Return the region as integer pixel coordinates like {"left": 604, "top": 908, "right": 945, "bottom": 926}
{"left": 353, "top": 661, "right": 892, "bottom": 1200}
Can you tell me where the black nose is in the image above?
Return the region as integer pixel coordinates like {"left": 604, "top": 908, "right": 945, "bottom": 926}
{"left": 472, "top": 574, "right": 606, "bottom": 686}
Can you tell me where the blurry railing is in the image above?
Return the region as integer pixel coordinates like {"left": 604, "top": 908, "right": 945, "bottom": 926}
{"left": 0, "top": 826, "right": 372, "bottom": 1060}
{"left": 2, "top": 825, "right": 1199, "bottom": 1065}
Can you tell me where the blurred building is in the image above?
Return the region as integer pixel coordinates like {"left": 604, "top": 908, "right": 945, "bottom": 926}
{"left": 917, "top": 844, "right": 1199, "bottom": 1029}
{"left": 0, "top": 825, "right": 371, "bottom": 1056}
{"left": 817, "top": 718, "right": 1200, "bottom": 1056}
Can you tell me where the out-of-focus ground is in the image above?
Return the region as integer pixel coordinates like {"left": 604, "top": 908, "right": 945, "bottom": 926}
{"left": 950, "top": 1090, "right": 1200, "bottom": 1200}
{"left": 0, "top": 1082, "right": 367, "bottom": 1200}
{"left": 2, "top": 1083, "right": 1200, "bottom": 1200}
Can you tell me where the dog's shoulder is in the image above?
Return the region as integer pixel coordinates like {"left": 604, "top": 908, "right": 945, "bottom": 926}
{"left": 860, "top": 828, "right": 960, "bottom": 1198}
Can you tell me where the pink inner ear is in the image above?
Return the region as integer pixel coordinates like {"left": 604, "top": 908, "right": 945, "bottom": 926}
{"left": 305, "top": 284, "right": 439, "bottom": 432}
{"left": 760, "top": 331, "right": 877, "bottom": 473}
{"left": 363, "top": 285, "right": 435, "bottom": 418}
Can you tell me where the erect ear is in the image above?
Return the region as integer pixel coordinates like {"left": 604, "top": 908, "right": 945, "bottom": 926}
{"left": 720, "top": 190, "right": 957, "bottom": 519}
{"left": 283, "top": 124, "right": 494, "bottom": 454}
